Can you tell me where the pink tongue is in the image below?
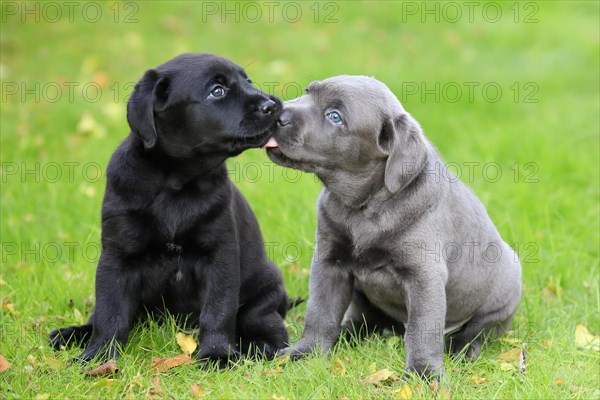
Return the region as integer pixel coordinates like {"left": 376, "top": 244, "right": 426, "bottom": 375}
{"left": 264, "top": 137, "right": 279, "bottom": 148}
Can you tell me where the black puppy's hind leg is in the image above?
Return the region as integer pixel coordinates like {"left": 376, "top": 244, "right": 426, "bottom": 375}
{"left": 238, "top": 289, "right": 288, "bottom": 359}
{"left": 74, "top": 259, "right": 141, "bottom": 363}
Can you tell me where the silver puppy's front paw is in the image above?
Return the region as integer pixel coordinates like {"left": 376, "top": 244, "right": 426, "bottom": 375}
{"left": 276, "top": 340, "right": 317, "bottom": 360}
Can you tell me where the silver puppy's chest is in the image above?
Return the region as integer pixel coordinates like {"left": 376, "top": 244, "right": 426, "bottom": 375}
{"left": 352, "top": 262, "right": 410, "bottom": 321}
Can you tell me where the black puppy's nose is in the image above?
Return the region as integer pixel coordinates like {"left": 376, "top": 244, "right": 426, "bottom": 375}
{"left": 260, "top": 99, "right": 276, "bottom": 115}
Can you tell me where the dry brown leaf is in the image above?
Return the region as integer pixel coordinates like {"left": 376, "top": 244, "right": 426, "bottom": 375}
{"left": 190, "top": 383, "right": 204, "bottom": 398}
{"left": 151, "top": 354, "right": 194, "bottom": 372}
{"left": 574, "top": 323, "right": 600, "bottom": 351}
{"left": 363, "top": 368, "right": 400, "bottom": 385}
{"left": 469, "top": 375, "right": 488, "bottom": 385}
{"left": 429, "top": 380, "right": 439, "bottom": 392}
{"left": 395, "top": 384, "right": 412, "bottom": 399}
{"left": 176, "top": 332, "right": 198, "bottom": 355}
{"left": 147, "top": 375, "right": 162, "bottom": 396}
{"left": 333, "top": 358, "right": 346, "bottom": 375}
{"left": 555, "top": 378, "right": 565, "bottom": 385}
{"left": 0, "top": 354, "right": 11, "bottom": 373}
{"left": 86, "top": 359, "right": 118, "bottom": 377}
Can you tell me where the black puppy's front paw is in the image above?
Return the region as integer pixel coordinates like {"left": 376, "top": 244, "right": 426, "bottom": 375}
{"left": 70, "top": 340, "right": 121, "bottom": 365}
{"left": 49, "top": 324, "right": 93, "bottom": 350}
{"left": 198, "top": 346, "right": 241, "bottom": 370}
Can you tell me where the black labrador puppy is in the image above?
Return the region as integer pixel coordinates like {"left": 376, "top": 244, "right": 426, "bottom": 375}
{"left": 49, "top": 53, "right": 293, "bottom": 367}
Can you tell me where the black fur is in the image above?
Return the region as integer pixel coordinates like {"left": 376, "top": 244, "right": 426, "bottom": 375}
{"left": 49, "top": 53, "right": 293, "bottom": 367}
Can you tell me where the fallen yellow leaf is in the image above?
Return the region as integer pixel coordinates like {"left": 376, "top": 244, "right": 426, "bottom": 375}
{"left": 555, "top": 378, "right": 565, "bottom": 385}
{"left": 1, "top": 300, "right": 15, "bottom": 314}
{"left": 470, "top": 375, "right": 488, "bottom": 384}
{"left": 500, "top": 362, "right": 516, "bottom": 371}
{"left": 176, "top": 332, "right": 198, "bottom": 355}
{"left": 264, "top": 366, "right": 283, "bottom": 377}
{"left": 395, "top": 384, "right": 412, "bottom": 399}
{"left": 500, "top": 337, "right": 522, "bottom": 345}
{"left": 93, "top": 378, "right": 116, "bottom": 388}
{"left": 275, "top": 355, "right": 290, "bottom": 366}
{"left": 35, "top": 394, "right": 50, "bottom": 400}
{"left": 333, "top": 358, "right": 346, "bottom": 375}
{"left": 363, "top": 368, "right": 400, "bottom": 385}
{"left": 26, "top": 354, "right": 36, "bottom": 367}
{"left": 440, "top": 387, "right": 453, "bottom": 400}
{"left": 41, "top": 355, "right": 63, "bottom": 371}
{"left": 574, "top": 323, "right": 600, "bottom": 351}
{"left": 190, "top": 383, "right": 204, "bottom": 398}
{"left": 497, "top": 348, "right": 521, "bottom": 362}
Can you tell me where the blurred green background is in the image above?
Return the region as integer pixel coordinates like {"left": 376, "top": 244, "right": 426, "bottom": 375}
{"left": 1, "top": 1, "right": 599, "bottom": 399}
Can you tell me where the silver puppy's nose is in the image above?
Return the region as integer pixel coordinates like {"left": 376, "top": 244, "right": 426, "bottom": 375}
{"left": 277, "top": 118, "right": 290, "bottom": 127}
{"left": 260, "top": 99, "right": 276, "bottom": 115}
{"left": 277, "top": 110, "right": 292, "bottom": 127}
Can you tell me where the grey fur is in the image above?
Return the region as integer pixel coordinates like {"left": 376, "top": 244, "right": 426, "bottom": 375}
{"left": 267, "top": 76, "right": 522, "bottom": 378}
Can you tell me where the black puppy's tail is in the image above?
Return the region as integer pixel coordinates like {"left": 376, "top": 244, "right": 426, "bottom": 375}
{"left": 288, "top": 296, "right": 304, "bottom": 309}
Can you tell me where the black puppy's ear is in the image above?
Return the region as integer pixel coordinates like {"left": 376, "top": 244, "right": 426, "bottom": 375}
{"left": 127, "top": 69, "right": 170, "bottom": 150}
{"left": 378, "top": 114, "right": 428, "bottom": 193}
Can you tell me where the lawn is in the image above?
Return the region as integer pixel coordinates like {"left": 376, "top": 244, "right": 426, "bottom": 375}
{"left": 1, "top": 1, "right": 599, "bottom": 399}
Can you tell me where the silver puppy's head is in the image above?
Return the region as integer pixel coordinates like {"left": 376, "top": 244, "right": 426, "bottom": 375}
{"left": 266, "top": 75, "right": 429, "bottom": 194}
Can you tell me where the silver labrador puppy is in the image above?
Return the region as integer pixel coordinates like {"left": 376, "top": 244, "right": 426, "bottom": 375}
{"left": 265, "top": 76, "right": 522, "bottom": 378}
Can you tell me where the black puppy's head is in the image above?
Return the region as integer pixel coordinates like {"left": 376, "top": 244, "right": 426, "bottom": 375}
{"left": 127, "top": 53, "right": 281, "bottom": 158}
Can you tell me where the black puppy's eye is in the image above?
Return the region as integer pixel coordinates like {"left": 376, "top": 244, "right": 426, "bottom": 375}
{"left": 208, "top": 85, "right": 227, "bottom": 99}
{"left": 326, "top": 111, "right": 343, "bottom": 125}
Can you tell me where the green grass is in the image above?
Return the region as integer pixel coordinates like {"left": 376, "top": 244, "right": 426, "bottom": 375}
{"left": 1, "top": 1, "right": 599, "bottom": 398}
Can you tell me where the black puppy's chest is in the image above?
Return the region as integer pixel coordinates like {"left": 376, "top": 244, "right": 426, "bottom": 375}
{"left": 150, "top": 179, "right": 229, "bottom": 246}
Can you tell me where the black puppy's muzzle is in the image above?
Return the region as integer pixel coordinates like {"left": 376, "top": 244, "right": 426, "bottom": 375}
{"left": 260, "top": 99, "right": 277, "bottom": 115}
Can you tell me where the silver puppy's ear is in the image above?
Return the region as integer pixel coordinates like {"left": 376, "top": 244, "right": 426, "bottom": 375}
{"left": 378, "top": 114, "right": 428, "bottom": 193}
{"left": 127, "top": 69, "right": 170, "bottom": 150}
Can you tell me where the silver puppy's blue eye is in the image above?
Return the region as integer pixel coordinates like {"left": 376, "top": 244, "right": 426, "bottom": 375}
{"left": 209, "top": 85, "right": 226, "bottom": 98}
{"left": 327, "top": 111, "right": 343, "bottom": 125}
